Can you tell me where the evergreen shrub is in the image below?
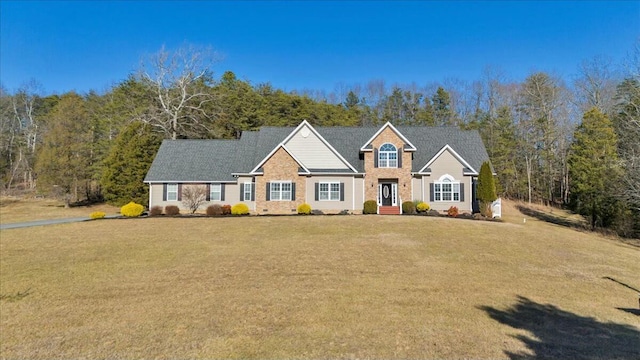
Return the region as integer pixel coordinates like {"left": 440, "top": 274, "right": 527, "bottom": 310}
{"left": 363, "top": 200, "right": 377, "bottom": 214}
{"left": 121, "top": 202, "right": 144, "bottom": 217}
{"left": 90, "top": 211, "right": 106, "bottom": 219}
{"left": 164, "top": 205, "right": 180, "bottom": 216}
{"left": 402, "top": 201, "right": 416, "bottom": 214}
{"left": 206, "top": 204, "right": 223, "bottom": 216}
{"left": 231, "top": 203, "right": 249, "bottom": 215}
{"left": 416, "top": 202, "right": 430, "bottom": 212}
{"left": 297, "top": 203, "right": 312, "bottom": 215}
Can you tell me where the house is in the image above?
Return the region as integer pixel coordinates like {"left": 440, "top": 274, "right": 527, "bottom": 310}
{"left": 144, "top": 121, "right": 492, "bottom": 215}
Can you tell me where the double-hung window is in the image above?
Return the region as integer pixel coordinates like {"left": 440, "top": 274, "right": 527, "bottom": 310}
{"left": 270, "top": 181, "right": 291, "bottom": 201}
{"left": 434, "top": 175, "right": 460, "bottom": 202}
{"left": 210, "top": 184, "right": 222, "bottom": 201}
{"left": 319, "top": 182, "right": 340, "bottom": 201}
{"left": 166, "top": 184, "right": 178, "bottom": 201}
{"left": 378, "top": 143, "right": 397, "bottom": 168}
{"left": 243, "top": 183, "right": 252, "bottom": 201}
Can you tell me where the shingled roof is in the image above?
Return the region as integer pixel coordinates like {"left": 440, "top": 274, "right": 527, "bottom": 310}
{"left": 144, "top": 124, "right": 490, "bottom": 182}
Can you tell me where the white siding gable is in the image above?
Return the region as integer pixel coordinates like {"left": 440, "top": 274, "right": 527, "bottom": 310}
{"left": 284, "top": 124, "right": 350, "bottom": 170}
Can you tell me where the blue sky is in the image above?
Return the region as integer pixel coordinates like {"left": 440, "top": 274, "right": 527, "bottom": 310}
{"left": 1, "top": 1, "right": 638, "bottom": 95}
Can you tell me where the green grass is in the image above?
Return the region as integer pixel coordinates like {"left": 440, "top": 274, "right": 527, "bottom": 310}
{"left": 1, "top": 201, "right": 639, "bottom": 359}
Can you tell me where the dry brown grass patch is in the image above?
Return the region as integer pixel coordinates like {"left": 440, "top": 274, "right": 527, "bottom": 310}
{"left": 1, "top": 207, "right": 638, "bottom": 359}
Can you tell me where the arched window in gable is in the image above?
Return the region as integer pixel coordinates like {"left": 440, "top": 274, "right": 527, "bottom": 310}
{"left": 378, "top": 143, "right": 397, "bottom": 168}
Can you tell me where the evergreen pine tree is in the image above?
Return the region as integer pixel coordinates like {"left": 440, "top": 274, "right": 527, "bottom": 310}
{"left": 100, "top": 121, "right": 162, "bottom": 206}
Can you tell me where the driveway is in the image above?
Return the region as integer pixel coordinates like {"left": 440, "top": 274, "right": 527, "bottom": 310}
{"left": 0, "top": 217, "right": 91, "bottom": 230}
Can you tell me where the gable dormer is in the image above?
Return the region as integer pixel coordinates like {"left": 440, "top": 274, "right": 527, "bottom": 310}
{"left": 361, "top": 122, "right": 415, "bottom": 172}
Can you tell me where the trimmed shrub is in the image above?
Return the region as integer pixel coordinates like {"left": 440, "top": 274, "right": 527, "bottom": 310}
{"left": 206, "top": 204, "right": 223, "bottom": 216}
{"left": 416, "top": 202, "right": 430, "bottom": 212}
{"left": 297, "top": 203, "right": 312, "bottom": 215}
{"left": 221, "top": 204, "right": 232, "bottom": 215}
{"left": 90, "top": 211, "right": 106, "bottom": 219}
{"left": 363, "top": 200, "right": 377, "bottom": 214}
{"left": 164, "top": 205, "right": 180, "bottom": 216}
{"left": 402, "top": 201, "right": 416, "bottom": 214}
{"left": 447, "top": 206, "right": 459, "bottom": 217}
{"left": 231, "top": 203, "right": 249, "bottom": 215}
{"left": 149, "top": 206, "right": 163, "bottom": 216}
{"left": 121, "top": 202, "right": 144, "bottom": 217}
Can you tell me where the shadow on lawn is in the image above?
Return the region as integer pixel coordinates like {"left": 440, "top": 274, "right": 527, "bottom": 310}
{"left": 479, "top": 296, "right": 640, "bottom": 359}
{"left": 516, "top": 204, "right": 586, "bottom": 231}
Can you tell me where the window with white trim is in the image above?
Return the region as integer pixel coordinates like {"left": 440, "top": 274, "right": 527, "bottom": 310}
{"left": 270, "top": 181, "right": 291, "bottom": 201}
{"left": 379, "top": 143, "right": 397, "bottom": 168}
{"left": 210, "top": 184, "right": 222, "bottom": 201}
{"left": 434, "top": 175, "right": 460, "bottom": 202}
{"left": 319, "top": 182, "right": 340, "bottom": 201}
{"left": 243, "top": 183, "right": 252, "bottom": 201}
{"left": 166, "top": 184, "right": 178, "bottom": 201}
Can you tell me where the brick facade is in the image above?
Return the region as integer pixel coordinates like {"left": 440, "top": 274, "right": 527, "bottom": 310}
{"left": 363, "top": 127, "right": 413, "bottom": 204}
{"left": 255, "top": 147, "right": 306, "bottom": 214}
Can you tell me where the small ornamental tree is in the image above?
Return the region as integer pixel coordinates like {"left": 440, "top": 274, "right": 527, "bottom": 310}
{"left": 181, "top": 184, "right": 208, "bottom": 214}
{"left": 477, "top": 161, "right": 497, "bottom": 217}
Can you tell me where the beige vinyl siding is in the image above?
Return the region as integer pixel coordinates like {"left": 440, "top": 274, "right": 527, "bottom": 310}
{"left": 412, "top": 177, "right": 422, "bottom": 202}
{"left": 284, "top": 124, "right": 350, "bottom": 170}
{"left": 423, "top": 149, "right": 473, "bottom": 212}
{"left": 305, "top": 176, "right": 359, "bottom": 213}
{"left": 148, "top": 182, "right": 255, "bottom": 212}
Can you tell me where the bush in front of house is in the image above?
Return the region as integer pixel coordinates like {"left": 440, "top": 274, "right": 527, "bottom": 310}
{"left": 402, "top": 201, "right": 416, "bottom": 214}
{"left": 164, "top": 205, "right": 180, "bottom": 216}
{"left": 363, "top": 200, "right": 377, "bottom": 214}
{"left": 206, "top": 204, "right": 223, "bottom": 216}
{"left": 416, "top": 202, "right": 430, "bottom": 213}
{"left": 447, "top": 206, "right": 459, "bottom": 218}
{"left": 90, "top": 211, "right": 106, "bottom": 219}
{"left": 149, "top": 206, "right": 163, "bottom": 216}
{"left": 221, "top": 204, "right": 232, "bottom": 215}
{"left": 231, "top": 203, "right": 249, "bottom": 215}
{"left": 297, "top": 203, "right": 312, "bottom": 215}
{"left": 121, "top": 202, "right": 144, "bottom": 217}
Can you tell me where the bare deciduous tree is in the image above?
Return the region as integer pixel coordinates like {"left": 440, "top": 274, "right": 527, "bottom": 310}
{"left": 140, "top": 44, "right": 220, "bottom": 140}
{"left": 181, "top": 184, "right": 208, "bottom": 214}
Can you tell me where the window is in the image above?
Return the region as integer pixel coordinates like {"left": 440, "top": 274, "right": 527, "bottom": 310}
{"left": 379, "top": 143, "right": 397, "bottom": 168}
{"left": 243, "top": 183, "right": 252, "bottom": 201}
{"left": 270, "top": 181, "right": 291, "bottom": 201}
{"left": 166, "top": 184, "right": 178, "bottom": 201}
{"left": 210, "top": 184, "right": 222, "bottom": 201}
{"left": 319, "top": 182, "right": 340, "bottom": 201}
{"left": 434, "top": 175, "right": 460, "bottom": 202}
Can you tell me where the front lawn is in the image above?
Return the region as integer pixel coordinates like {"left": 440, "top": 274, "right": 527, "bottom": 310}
{"left": 1, "top": 211, "right": 638, "bottom": 358}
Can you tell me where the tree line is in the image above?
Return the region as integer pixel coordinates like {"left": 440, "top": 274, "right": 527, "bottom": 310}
{"left": 1, "top": 44, "right": 638, "bottom": 237}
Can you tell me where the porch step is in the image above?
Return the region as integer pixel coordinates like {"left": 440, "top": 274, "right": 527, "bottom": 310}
{"left": 379, "top": 206, "right": 401, "bottom": 215}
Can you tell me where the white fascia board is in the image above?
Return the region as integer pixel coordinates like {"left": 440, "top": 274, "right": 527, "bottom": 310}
{"left": 359, "top": 122, "right": 417, "bottom": 152}
{"left": 250, "top": 143, "right": 311, "bottom": 175}
{"left": 418, "top": 144, "right": 477, "bottom": 174}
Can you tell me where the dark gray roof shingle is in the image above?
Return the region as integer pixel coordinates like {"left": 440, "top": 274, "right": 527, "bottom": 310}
{"left": 145, "top": 124, "right": 490, "bottom": 182}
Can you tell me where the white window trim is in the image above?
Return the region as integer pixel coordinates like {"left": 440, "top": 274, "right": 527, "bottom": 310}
{"left": 243, "top": 183, "right": 252, "bottom": 201}
{"left": 319, "top": 181, "right": 340, "bottom": 201}
{"left": 379, "top": 143, "right": 398, "bottom": 168}
{"left": 270, "top": 181, "right": 292, "bottom": 201}
{"left": 166, "top": 183, "right": 178, "bottom": 201}
{"left": 434, "top": 174, "right": 460, "bottom": 202}
{"left": 210, "top": 184, "right": 222, "bottom": 201}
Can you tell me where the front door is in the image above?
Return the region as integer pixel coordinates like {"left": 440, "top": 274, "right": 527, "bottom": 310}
{"left": 378, "top": 182, "right": 398, "bottom": 206}
{"left": 381, "top": 183, "right": 392, "bottom": 206}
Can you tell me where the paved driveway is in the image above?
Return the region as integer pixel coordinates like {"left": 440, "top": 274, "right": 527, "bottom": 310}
{"left": 1, "top": 217, "right": 92, "bottom": 230}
